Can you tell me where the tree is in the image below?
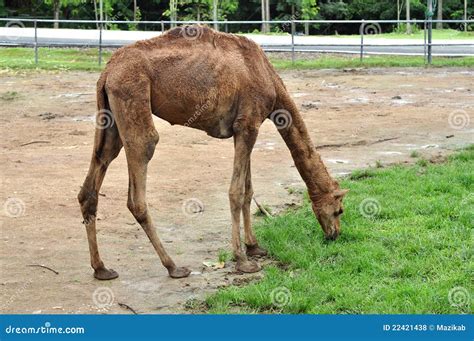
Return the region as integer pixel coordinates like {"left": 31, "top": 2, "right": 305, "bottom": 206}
{"left": 436, "top": 0, "right": 443, "bottom": 29}
{"left": 44, "top": 0, "right": 84, "bottom": 28}
{"left": 406, "top": 0, "right": 411, "bottom": 33}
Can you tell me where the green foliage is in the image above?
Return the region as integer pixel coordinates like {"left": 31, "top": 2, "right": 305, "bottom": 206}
{"left": 206, "top": 146, "right": 474, "bottom": 314}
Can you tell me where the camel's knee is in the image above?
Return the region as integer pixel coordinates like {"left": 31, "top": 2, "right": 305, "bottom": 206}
{"left": 78, "top": 187, "right": 98, "bottom": 220}
{"left": 229, "top": 188, "right": 245, "bottom": 208}
{"left": 127, "top": 199, "right": 148, "bottom": 224}
{"left": 139, "top": 132, "right": 159, "bottom": 161}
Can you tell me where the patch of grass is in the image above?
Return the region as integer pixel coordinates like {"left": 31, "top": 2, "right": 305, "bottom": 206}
{"left": 0, "top": 91, "right": 20, "bottom": 101}
{"left": 0, "top": 47, "right": 112, "bottom": 71}
{"left": 375, "top": 160, "right": 383, "bottom": 168}
{"left": 410, "top": 151, "right": 420, "bottom": 158}
{"left": 416, "top": 158, "right": 429, "bottom": 167}
{"left": 1, "top": 47, "right": 474, "bottom": 71}
{"left": 271, "top": 55, "right": 474, "bottom": 70}
{"left": 206, "top": 146, "right": 474, "bottom": 314}
{"left": 218, "top": 249, "right": 232, "bottom": 264}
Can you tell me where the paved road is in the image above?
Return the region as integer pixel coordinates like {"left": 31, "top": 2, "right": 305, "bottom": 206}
{"left": 1, "top": 28, "right": 473, "bottom": 56}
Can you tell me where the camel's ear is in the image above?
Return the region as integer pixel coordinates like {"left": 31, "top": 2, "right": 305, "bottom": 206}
{"left": 333, "top": 189, "right": 349, "bottom": 200}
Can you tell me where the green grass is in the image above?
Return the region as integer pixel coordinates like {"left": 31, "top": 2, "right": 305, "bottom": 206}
{"left": 1, "top": 47, "right": 474, "bottom": 71}
{"left": 248, "top": 29, "right": 474, "bottom": 40}
{"left": 0, "top": 47, "right": 111, "bottom": 71}
{"left": 205, "top": 146, "right": 474, "bottom": 314}
{"left": 334, "top": 29, "right": 474, "bottom": 40}
{"left": 271, "top": 55, "right": 474, "bottom": 69}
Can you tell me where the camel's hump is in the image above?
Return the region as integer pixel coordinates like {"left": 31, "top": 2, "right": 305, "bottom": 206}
{"left": 161, "top": 25, "right": 259, "bottom": 50}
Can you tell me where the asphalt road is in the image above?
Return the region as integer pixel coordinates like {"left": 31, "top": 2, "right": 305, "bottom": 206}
{"left": 1, "top": 31, "right": 473, "bottom": 56}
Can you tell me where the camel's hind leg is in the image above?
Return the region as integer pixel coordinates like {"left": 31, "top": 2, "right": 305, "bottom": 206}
{"left": 78, "top": 118, "right": 122, "bottom": 280}
{"left": 108, "top": 89, "right": 191, "bottom": 279}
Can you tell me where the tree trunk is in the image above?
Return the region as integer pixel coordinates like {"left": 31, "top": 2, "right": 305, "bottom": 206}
{"left": 261, "top": 0, "right": 266, "bottom": 33}
{"left": 265, "top": 0, "right": 270, "bottom": 33}
{"left": 436, "top": 0, "right": 443, "bottom": 29}
{"left": 397, "top": 0, "right": 400, "bottom": 29}
{"left": 213, "top": 0, "right": 218, "bottom": 31}
{"left": 93, "top": 0, "right": 99, "bottom": 29}
{"left": 53, "top": 0, "right": 60, "bottom": 29}
{"left": 170, "top": 0, "right": 177, "bottom": 28}
{"left": 406, "top": 0, "right": 411, "bottom": 34}
{"left": 133, "top": 0, "right": 137, "bottom": 22}
{"left": 465, "top": 0, "right": 468, "bottom": 32}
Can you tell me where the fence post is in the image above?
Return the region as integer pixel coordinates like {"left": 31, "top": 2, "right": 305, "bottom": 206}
{"left": 291, "top": 20, "right": 295, "bottom": 65}
{"left": 360, "top": 20, "right": 365, "bottom": 62}
{"left": 161, "top": 21, "right": 164, "bottom": 33}
{"left": 423, "top": 20, "right": 427, "bottom": 63}
{"left": 98, "top": 22, "right": 103, "bottom": 66}
{"left": 427, "top": 0, "right": 433, "bottom": 64}
{"left": 34, "top": 20, "right": 38, "bottom": 65}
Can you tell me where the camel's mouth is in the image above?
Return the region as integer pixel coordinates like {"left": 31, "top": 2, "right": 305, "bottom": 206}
{"left": 325, "top": 231, "right": 340, "bottom": 241}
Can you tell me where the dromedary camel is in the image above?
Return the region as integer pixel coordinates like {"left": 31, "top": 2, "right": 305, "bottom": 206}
{"left": 78, "top": 25, "right": 348, "bottom": 280}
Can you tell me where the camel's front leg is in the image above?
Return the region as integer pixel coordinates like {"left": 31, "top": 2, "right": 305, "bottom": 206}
{"left": 229, "top": 130, "right": 260, "bottom": 273}
{"left": 242, "top": 159, "right": 268, "bottom": 257}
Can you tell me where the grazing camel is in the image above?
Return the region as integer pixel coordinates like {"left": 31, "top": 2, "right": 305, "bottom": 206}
{"left": 78, "top": 25, "right": 348, "bottom": 280}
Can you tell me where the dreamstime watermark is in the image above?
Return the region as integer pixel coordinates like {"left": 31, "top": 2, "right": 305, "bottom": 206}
{"left": 182, "top": 25, "right": 203, "bottom": 40}
{"left": 4, "top": 20, "right": 25, "bottom": 41}
{"left": 448, "top": 109, "right": 470, "bottom": 130}
{"left": 270, "top": 109, "right": 292, "bottom": 129}
{"left": 1, "top": 281, "right": 32, "bottom": 311}
{"left": 281, "top": 11, "right": 301, "bottom": 31}
{"left": 182, "top": 198, "right": 204, "bottom": 217}
{"left": 359, "top": 198, "right": 381, "bottom": 218}
{"left": 360, "top": 22, "right": 382, "bottom": 35}
{"left": 448, "top": 286, "right": 471, "bottom": 308}
{"left": 184, "top": 88, "right": 218, "bottom": 127}
{"left": 3, "top": 198, "right": 26, "bottom": 218}
{"left": 458, "top": 16, "right": 473, "bottom": 30}
{"left": 270, "top": 286, "right": 292, "bottom": 308}
{"left": 95, "top": 109, "right": 115, "bottom": 130}
{"left": 92, "top": 287, "right": 115, "bottom": 309}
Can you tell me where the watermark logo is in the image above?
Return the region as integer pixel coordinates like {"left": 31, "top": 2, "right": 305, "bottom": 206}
{"left": 270, "top": 109, "right": 292, "bottom": 130}
{"left": 3, "top": 198, "right": 26, "bottom": 218}
{"left": 92, "top": 287, "right": 115, "bottom": 309}
{"left": 95, "top": 109, "right": 115, "bottom": 130}
{"left": 359, "top": 198, "right": 381, "bottom": 218}
{"left": 5, "top": 21, "right": 25, "bottom": 41}
{"left": 448, "top": 109, "right": 470, "bottom": 130}
{"left": 360, "top": 22, "right": 382, "bottom": 35}
{"left": 448, "top": 286, "right": 470, "bottom": 308}
{"left": 270, "top": 286, "right": 292, "bottom": 308}
{"left": 182, "top": 198, "right": 204, "bottom": 217}
{"left": 182, "top": 25, "right": 203, "bottom": 40}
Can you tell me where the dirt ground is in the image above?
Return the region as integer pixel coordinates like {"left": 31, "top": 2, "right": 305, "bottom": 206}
{"left": 0, "top": 67, "right": 472, "bottom": 314}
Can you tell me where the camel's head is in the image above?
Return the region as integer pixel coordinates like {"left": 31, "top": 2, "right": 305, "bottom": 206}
{"left": 311, "top": 186, "right": 349, "bottom": 241}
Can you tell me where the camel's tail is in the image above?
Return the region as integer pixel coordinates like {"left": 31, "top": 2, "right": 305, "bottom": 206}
{"left": 92, "top": 73, "right": 116, "bottom": 156}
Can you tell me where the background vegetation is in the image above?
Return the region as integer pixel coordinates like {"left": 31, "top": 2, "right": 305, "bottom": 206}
{"left": 1, "top": 0, "right": 472, "bottom": 35}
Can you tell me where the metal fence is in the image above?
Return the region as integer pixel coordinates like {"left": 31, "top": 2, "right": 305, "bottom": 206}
{"left": 0, "top": 18, "right": 473, "bottom": 66}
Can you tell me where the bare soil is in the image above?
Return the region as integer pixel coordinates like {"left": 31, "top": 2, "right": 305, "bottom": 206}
{"left": 1, "top": 67, "right": 472, "bottom": 314}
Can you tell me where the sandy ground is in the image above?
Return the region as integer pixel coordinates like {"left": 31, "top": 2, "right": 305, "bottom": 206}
{"left": 0, "top": 67, "right": 472, "bottom": 314}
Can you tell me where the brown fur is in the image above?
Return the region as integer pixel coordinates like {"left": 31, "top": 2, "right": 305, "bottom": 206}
{"left": 78, "top": 25, "right": 348, "bottom": 280}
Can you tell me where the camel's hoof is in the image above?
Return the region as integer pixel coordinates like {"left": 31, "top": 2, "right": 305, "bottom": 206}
{"left": 246, "top": 244, "right": 268, "bottom": 257}
{"left": 168, "top": 267, "right": 191, "bottom": 279}
{"left": 236, "top": 259, "right": 261, "bottom": 273}
{"left": 94, "top": 267, "right": 119, "bottom": 280}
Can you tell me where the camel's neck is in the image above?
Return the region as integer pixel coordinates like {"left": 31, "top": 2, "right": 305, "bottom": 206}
{"left": 275, "top": 90, "right": 335, "bottom": 200}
